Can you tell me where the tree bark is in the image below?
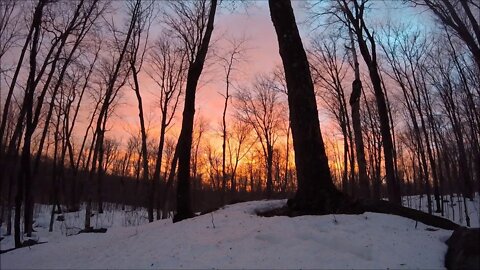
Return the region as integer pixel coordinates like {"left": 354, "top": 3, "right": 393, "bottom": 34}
{"left": 269, "top": 0, "right": 345, "bottom": 213}
{"left": 173, "top": 0, "right": 217, "bottom": 223}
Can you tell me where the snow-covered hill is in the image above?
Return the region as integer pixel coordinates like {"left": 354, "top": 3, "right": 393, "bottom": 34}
{"left": 1, "top": 200, "right": 456, "bottom": 269}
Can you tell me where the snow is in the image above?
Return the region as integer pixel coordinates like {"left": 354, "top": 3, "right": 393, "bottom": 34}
{"left": 0, "top": 199, "right": 463, "bottom": 269}
{"left": 403, "top": 194, "right": 480, "bottom": 228}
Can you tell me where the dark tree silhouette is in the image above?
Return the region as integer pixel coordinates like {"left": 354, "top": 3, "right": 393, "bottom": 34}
{"left": 347, "top": 26, "right": 370, "bottom": 199}
{"left": 126, "top": 0, "right": 154, "bottom": 222}
{"left": 410, "top": 0, "right": 480, "bottom": 70}
{"left": 217, "top": 37, "right": 247, "bottom": 205}
{"left": 85, "top": 0, "right": 138, "bottom": 230}
{"left": 14, "top": 0, "right": 47, "bottom": 247}
{"left": 148, "top": 36, "right": 186, "bottom": 220}
{"left": 170, "top": 0, "right": 218, "bottom": 222}
{"left": 337, "top": 0, "right": 401, "bottom": 204}
{"left": 269, "top": 0, "right": 345, "bottom": 212}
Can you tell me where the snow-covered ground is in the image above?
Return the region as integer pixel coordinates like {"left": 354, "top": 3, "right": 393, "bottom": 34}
{"left": 403, "top": 193, "right": 480, "bottom": 228}
{"left": 2, "top": 198, "right": 472, "bottom": 269}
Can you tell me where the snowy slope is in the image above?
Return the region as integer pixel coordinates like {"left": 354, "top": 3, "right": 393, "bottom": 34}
{"left": 1, "top": 200, "right": 453, "bottom": 269}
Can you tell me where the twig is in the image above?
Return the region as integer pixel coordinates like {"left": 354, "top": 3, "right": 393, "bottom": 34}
{"left": 210, "top": 212, "right": 216, "bottom": 229}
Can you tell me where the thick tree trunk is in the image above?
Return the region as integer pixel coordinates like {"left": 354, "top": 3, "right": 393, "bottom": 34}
{"left": 174, "top": 0, "right": 217, "bottom": 223}
{"left": 364, "top": 59, "right": 399, "bottom": 204}
{"left": 269, "top": 0, "right": 345, "bottom": 213}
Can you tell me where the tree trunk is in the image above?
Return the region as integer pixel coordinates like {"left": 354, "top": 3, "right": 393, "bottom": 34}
{"left": 154, "top": 108, "right": 167, "bottom": 220}
{"left": 338, "top": 0, "right": 400, "bottom": 204}
{"left": 269, "top": 0, "right": 345, "bottom": 213}
{"left": 174, "top": 0, "right": 217, "bottom": 223}
{"left": 161, "top": 148, "right": 178, "bottom": 219}
{"left": 350, "top": 77, "right": 370, "bottom": 198}
{"left": 131, "top": 64, "right": 151, "bottom": 221}
{"left": 266, "top": 144, "right": 274, "bottom": 198}
{"left": 14, "top": 0, "right": 46, "bottom": 247}
{"left": 221, "top": 81, "right": 229, "bottom": 205}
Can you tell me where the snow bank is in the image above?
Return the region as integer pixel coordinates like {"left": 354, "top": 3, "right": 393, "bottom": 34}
{"left": 1, "top": 200, "right": 452, "bottom": 269}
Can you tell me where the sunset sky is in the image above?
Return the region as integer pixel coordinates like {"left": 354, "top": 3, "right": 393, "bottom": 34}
{"left": 114, "top": 2, "right": 284, "bottom": 145}
{"left": 106, "top": 0, "right": 430, "bottom": 148}
{"left": 0, "top": 1, "right": 431, "bottom": 148}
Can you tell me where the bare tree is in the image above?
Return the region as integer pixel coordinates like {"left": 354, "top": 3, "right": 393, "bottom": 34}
{"left": 147, "top": 35, "right": 186, "bottom": 220}
{"left": 309, "top": 34, "right": 355, "bottom": 196}
{"left": 380, "top": 26, "right": 438, "bottom": 213}
{"left": 163, "top": 0, "right": 218, "bottom": 222}
{"left": 425, "top": 36, "right": 475, "bottom": 208}
{"left": 191, "top": 116, "right": 208, "bottom": 184}
{"left": 14, "top": 0, "right": 47, "bottom": 248}
{"left": 235, "top": 74, "right": 286, "bottom": 198}
{"left": 0, "top": 1, "right": 32, "bottom": 155}
{"left": 269, "top": 0, "right": 347, "bottom": 212}
{"left": 0, "top": 0, "right": 24, "bottom": 62}
{"left": 191, "top": 116, "right": 208, "bottom": 205}
{"left": 126, "top": 0, "right": 155, "bottom": 222}
{"left": 227, "top": 118, "right": 255, "bottom": 197}
{"left": 347, "top": 25, "right": 370, "bottom": 198}
{"left": 216, "top": 36, "right": 247, "bottom": 204}
{"left": 11, "top": 0, "right": 106, "bottom": 243}
{"left": 84, "top": 0, "right": 138, "bottom": 230}
{"left": 361, "top": 85, "right": 383, "bottom": 200}
{"left": 409, "top": 0, "right": 480, "bottom": 70}
{"left": 335, "top": 0, "right": 401, "bottom": 204}
{"left": 159, "top": 136, "right": 178, "bottom": 219}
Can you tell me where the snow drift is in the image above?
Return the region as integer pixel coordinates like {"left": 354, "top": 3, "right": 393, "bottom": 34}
{"left": 1, "top": 200, "right": 455, "bottom": 269}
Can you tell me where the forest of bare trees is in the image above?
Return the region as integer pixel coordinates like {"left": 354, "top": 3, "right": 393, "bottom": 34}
{"left": 0, "top": 0, "right": 478, "bottom": 248}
